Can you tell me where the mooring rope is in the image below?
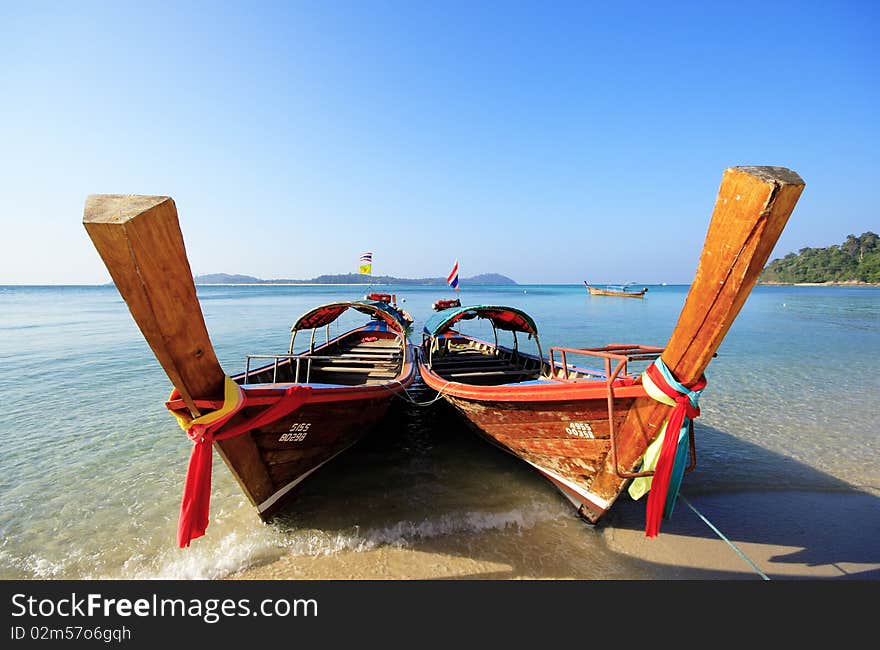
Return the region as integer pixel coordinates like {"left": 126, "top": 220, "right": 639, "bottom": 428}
{"left": 382, "top": 377, "right": 454, "bottom": 407}
{"left": 679, "top": 494, "right": 770, "bottom": 580}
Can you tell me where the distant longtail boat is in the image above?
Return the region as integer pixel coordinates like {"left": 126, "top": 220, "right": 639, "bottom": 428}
{"left": 584, "top": 282, "right": 648, "bottom": 298}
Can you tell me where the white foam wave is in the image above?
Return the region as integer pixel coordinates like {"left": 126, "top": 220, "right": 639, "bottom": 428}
{"left": 138, "top": 505, "right": 557, "bottom": 579}
{"left": 128, "top": 527, "right": 286, "bottom": 580}
{"left": 274, "top": 502, "right": 560, "bottom": 559}
{"left": 1, "top": 501, "right": 565, "bottom": 581}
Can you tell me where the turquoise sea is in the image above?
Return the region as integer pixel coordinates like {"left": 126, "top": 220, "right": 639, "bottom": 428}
{"left": 1, "top": 283, "right": 878, "bottom": 579}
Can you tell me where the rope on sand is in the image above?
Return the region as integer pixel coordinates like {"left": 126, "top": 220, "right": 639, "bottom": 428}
{"left": 679, "top": 495, "right": 771, "bottom": 581}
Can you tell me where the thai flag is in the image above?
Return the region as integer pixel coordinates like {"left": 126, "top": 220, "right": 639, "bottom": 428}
{"left": 447, "top": 260, "right": 459, "bottom": 290}
{"left": 359, "top": 251, "right": 372, "bottom": 275}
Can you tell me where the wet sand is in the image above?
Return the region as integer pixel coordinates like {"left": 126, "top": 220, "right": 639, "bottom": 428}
{"left": 229, "top": 488, "right": 880, "bottom": 580}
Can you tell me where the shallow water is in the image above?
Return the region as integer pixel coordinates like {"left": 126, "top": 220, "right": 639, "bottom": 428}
{"left": 0, "top": 284, "right": 877, "bottom": 579}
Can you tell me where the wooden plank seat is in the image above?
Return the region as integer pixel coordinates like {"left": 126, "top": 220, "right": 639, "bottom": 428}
{"left": 339, "top": 351, "right": 400, "bottom": 359}
{"left": 345, "top": 345, "right": 401, "bottom": 353}
{"left": 432, "top": 355, "right": 505, "bottom": 363}
{"left": 306, "top": 371, "right": 398, "bottom": 386}
{"left": 431, "top": 355, "right": 503, "bottom": 366}
{"left": 311, "top": 365, "right": 398, "bottom": 374}
{"left": 445, "top": 369, "right": 538, "bottom": 379}
{"left": 434, "top": 362, "right": 520, "bottom": 373}
{"left": 317, "top": 357, "right": 398, "bottom": 366}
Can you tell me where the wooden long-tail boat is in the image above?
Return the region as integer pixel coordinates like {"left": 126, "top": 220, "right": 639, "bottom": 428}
{"left": 83, "top": 196, "right": 416, "bottom": 546}
{"left": 584, "top": 282, "right": 648, "bottom": 298}
{"left": 419, "top": 166, "right": 804, "bottom": 535}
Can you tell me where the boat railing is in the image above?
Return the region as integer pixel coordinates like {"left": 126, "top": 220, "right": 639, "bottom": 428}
{"left": 546, "top": 344, "right": 694, "bottom": 480}
{"left": 243, "top": 353, "right": 398, "bottom": 385}
{"left": 546, "top": 344, "right": 662, "bottom": 381}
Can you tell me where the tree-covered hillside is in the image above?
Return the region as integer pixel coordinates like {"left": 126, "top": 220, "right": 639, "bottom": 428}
{"left": 760, "top": 232, "right": 879, "bottom": 283}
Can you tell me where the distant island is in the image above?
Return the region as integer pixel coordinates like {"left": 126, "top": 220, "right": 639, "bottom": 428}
{"left": 760, "top": 232, "right": 879, "bottom": 284}
{"left": 194, "top": 272, "right": 518, "bottom": 286}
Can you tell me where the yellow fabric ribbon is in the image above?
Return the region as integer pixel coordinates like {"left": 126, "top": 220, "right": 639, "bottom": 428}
{"left": 628, "top": 421, "right": 668, "bottom": 500}
{"left": 170, "top": 376, "right": 245, "bottom": 434}
{"left": 627, "top": 368, "right": 677, "bottom": 500}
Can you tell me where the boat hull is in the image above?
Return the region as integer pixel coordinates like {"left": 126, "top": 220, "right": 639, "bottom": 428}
{"left": 419, "top": 356, "right": 649, "bottom": 523}
{"left": 443, "top": 393, "right": 638, "bottom": 520}
{"left": 168, "top": 341, "right": 417, "bottom": 520}
{"left": 225, "top": 390, "right": 404, "bottom": 518}
{"left": 585, "top": 286, "right": 646, "bottom": 298}
{"left": 587, "top": 289, "right": 645, "bottom": 298}
{"left": 584, "top": 281, "right": 647, "bottom": 298}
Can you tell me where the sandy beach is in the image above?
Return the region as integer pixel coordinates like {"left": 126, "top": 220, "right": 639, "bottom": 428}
{"left": 228, "top": 487, "right": 880, "bottom": 580}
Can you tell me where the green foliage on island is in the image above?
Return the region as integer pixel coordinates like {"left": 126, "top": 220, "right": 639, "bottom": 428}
{"left": 194, "top": 272, "right": 517, "bottom": 286}
{"left": 760, "top": 232, "right": 880, "bottom": 284}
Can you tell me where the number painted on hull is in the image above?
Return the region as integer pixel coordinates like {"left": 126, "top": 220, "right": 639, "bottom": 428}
{"left": 565, "top": 422, "right": 594, "bottom": 439}
{"left": 279, "top": 423, "right": 311, "bottom": 442}
{"left": 279, "top": 431, "right": 309, "bottom": 442}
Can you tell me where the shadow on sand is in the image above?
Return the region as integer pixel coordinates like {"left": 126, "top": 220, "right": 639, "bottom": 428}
{"left": 264, "top": 397, "right": 879, "bottom": 580}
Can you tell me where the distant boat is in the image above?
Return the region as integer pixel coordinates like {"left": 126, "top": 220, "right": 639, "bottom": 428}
{"left": 419, "top": 166, "right": 805, "bottom": 536}
{"left": 432, "top": 297, "right": 461, "bottom": 311}
{"left": 584, "top": 281, "right": 648, "bottom": 298}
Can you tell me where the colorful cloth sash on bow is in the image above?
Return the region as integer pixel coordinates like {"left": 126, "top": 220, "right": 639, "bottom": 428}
{"left": 627, "top": 358, "right": 706, "bottom": 537}
{"left": 169, "top": 377, "right": 311, "bottom": 548}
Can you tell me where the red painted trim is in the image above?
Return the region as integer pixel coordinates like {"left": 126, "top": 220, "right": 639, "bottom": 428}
{"left": 419, "top": 364, "right": 647, "bottom": 402}
{"left": 166, "top": 339, "right": 417, "bottom": 413}
{"left": 419, "top": 332, "right": 649, "bottom": 402}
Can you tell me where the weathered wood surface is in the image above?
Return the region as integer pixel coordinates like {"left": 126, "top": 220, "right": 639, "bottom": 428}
{"left": 83, "top": 195, "right": 224, "bottom": 415}
{"left": 83, "top": 195, "right": 275, "bottom": 507}
{"left": 590, "top": 166, "right": 805, "bottom": 503}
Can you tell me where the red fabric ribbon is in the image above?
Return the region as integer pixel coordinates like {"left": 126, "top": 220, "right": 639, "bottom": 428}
{"left": 643, "top": 364, "right": 706, "bottom": 538}
{"left": 176, "top": 385, "right": 312, "bottom": 548}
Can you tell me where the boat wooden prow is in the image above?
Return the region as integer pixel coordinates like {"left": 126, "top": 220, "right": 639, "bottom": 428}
{"left": 83, "top": 195, "right": 275, "bottom": 511}
{"left": 590, "top": 166, "right": 806, "bottom": 505}
{"left": 83, "top": 195, "right": 225, "bottom": 415}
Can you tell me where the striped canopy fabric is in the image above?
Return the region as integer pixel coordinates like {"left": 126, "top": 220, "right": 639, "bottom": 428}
{"left": 423, "top": 304, "right": 538, "bottom": 338}
{"left": 292, "top": 300, "right": 409, "bottom": 333}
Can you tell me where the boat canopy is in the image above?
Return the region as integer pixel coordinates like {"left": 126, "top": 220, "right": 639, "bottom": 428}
{"left": 292, "top": 300, "right": 410, "bottom": 334}
{"left": 423, "top": 305, "right": 538, "bottom": 338}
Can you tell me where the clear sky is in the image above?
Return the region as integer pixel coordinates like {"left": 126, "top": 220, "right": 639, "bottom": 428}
{"left": 1, "top": 1, "right": 876, "bottom": 284}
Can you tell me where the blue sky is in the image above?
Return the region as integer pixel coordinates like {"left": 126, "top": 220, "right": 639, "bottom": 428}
{"left": 1, "top": 1, "right": 876, "bottom": 284}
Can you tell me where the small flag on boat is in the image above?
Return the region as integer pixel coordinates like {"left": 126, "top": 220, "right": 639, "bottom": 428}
{"left": 359, "top": 251, "right": 372, "bottom": 275}
{"left": 447, "top": 260, "right": 459, "bottom": 290}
